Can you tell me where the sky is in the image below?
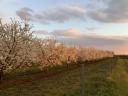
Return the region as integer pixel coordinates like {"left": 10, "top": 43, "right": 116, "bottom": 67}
{"left": 0, "top": 0, "right": 128, "bottom": 54}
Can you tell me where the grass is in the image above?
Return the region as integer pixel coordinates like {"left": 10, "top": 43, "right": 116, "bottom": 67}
{"left": 110, "top": 58, "right": 128, "bottom": 96}
{"left": 0, "top": 57, "right": 128, "bottom": 96}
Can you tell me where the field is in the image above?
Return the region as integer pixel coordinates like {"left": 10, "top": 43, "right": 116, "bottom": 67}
{"left": 0, "top": 57, "right": 128, "bottom": 96}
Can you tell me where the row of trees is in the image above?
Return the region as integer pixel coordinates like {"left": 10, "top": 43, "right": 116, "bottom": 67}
{"left": 0, "top": 19, "right": 114, "bottom": 81}
{"left": 35, "top": 40, "right": 114, "bottom": 70}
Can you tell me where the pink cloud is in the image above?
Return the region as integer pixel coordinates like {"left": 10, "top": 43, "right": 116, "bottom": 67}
{"left": 34, "top": 28, "right": 128, "bottom": 55}
{"left": 114, "top": 45, "right": 128, "bottom": 55}
{"left": 52, "top": 28, "right": 81, "bottom": 37}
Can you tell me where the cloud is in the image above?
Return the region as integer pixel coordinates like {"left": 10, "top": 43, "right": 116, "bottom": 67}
{"left": 34, "top": 28, "right": 128, "bottom": 54}
{"left": 57, "top": 35, "right": 128, "bottom": 54}
{"left": 52, "top": 28, "right": 81, "bottom": 37}
{"left": 16, "top": 6, "right": 86, "bottom": 24}
{"left": 16, "top": 7, "right": 33, "bottom": 20}
{"left": 47, "top": 27, "right": 128, "bottom": 54}
{"left": 115, "top": 44, "right": 128, "bottom": 55}
{"left": 85, "top": 27, "right": 98, "bottom": 33}
{"left": 35, "top": 30, "right": 50, "bottom": 35}
{"left": 88, "top": 0, "right": 128, "bottom": 23}
{"left": 57, "top": 35, "right": 126, "bottom": 47}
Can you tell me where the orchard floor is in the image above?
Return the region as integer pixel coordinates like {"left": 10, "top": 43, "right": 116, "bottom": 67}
{"left": 0, "top": 57, "right": 128, "bottom": 96}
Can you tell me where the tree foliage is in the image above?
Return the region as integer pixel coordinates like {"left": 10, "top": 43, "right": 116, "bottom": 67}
{"left": 35, "top": 39, "right": 114, "bottom": 70}
{"left": 0, "top": 19, "right": 33, "bottom": 80}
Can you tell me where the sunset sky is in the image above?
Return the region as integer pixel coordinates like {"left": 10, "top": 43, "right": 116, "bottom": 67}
{"left": 0, "top": 0, "right": 128, "bottom": 54}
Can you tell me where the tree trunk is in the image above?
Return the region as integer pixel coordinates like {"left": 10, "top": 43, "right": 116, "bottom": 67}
{"left": 0, "top": 69, "right": 4, "bottom": 83}
{"left": 67, "top": 63, "right": 69, "bottom": 69}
